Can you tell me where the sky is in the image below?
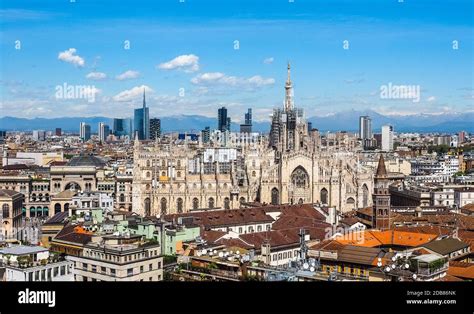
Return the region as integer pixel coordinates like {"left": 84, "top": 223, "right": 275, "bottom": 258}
{"left": 0, "top": 0, "right": 473, "bottom": 123}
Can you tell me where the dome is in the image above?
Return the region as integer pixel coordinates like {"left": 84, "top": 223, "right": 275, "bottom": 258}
{"left": 67, "top": 154, "right": 106, "bottom": 168}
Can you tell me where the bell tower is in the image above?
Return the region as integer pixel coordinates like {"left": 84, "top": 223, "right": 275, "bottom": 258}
{"left": 372, "top": 154, "right": 391, "bottom": 230}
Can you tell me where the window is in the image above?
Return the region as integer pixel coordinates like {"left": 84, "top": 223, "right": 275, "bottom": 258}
{"left": 110, "top": 269, "right": 116, "bottom": 276}
{"left": 2, "top": 204, "right": 9, "bottom": 218}
{"left": 158, "top": 262, "right": 161, "bottom": 269}
{"left": 140, "top": 266, "right": 144, "bottom": 273}
{"left": 91, "top": 265, "right": 97, "bottom": 273}
{"left": 127, "top": 268, "right": 134, "bottom": 276}
{"left": 60, "top": 266, "right": 65, "bottom": 276}
{"left": 82, "top": 263, "right": 88, "bottom": 271}
{"left": 101, "top": 266, "right": 106, "bottom": 273}
{"left": 53, "top": 267, "right": 58, "bottom": 277}
{"left": 149, "top": 264, "right": 153, "bottom": 271}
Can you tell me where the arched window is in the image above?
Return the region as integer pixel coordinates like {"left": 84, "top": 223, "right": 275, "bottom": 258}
{"left": 224, "top": 197, "right": 230, "bottom": 210}
{"left": 160, "top": 198, "right": 167, "bottom": 214}
{"left": 239, "top": 197, "right": 245, "bottom": 204}
{"left": 271, "top": 188, "right": 279, "bottom": 205}
{"left": 177, "top": 198, "right": 183, "bottom": 213}
{"left": 64, "top": 203, "right": 69, "bottom": 213}
{"left": 208, "top": 197, "right": 215, "bottom": 209}
{"left": 54, "top": 203, "right": 61, "bottom": 214}
{"left": 346, "top": 197, "right": 355, "bottom": 209}
{"left": 192, "top": 198, "right": 199, "bottom": 210}
{"left": 161, "top": 171, "right": 166, "bottom": 177}
{"left": 291, "top": 166, "right": 309, "bottom": 188}
{"left": 146, "top": 171, "right": 151, "bottom": 178}
{"left": 177, "top": 171, "right": 181, "bottom": 178}
{"left": 298, "top": 198, "right": 304, "bottom": 204}
{"left": 2, "top": 204, "right": 9, "bottom": 218}
{"left": 320, "top": 188, "right": 328, "bottom": 205}
{"left": 144, "top": 198, "right": 151, "bottom": 216}
{"left": 252, "top": 171, "right": 256, "bottom": 177}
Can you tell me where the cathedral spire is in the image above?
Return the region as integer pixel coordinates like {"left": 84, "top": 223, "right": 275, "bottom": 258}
{"left": 284, "top": 62, "right": 293, "bottom": 112}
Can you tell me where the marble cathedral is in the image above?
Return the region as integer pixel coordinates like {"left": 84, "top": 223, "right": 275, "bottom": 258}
{"left": 132, "top": 64, "right": 374, "bottom": 216}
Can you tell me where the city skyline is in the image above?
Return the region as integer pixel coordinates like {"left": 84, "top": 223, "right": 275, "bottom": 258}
{"left": 1, "top": 0, "right": 473, "bottom": 123}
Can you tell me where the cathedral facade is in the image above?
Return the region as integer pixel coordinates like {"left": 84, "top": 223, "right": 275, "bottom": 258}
{"left": 132, "top": 64, "right": 374, "bottom": 216}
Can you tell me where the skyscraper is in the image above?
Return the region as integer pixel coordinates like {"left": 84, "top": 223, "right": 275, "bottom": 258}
{"left": 359, "top": 116, "right": 372, "bottom": 139}
{"left": 55, "top": 128, "right": 62, "bottom": 136}
{"left": 218, "top": 107, "right": 230, "bottom": 132}
{"left": 201, "top": 126, "right": 210, "bottom": 143}
{"left": 150, "top": 118, "right": 161, "bottom": 140}
{"left": 381, "top": 125, "right": 394, "bottom": 151}
{"left": 80, "top": 122, "right": 91, "bottom": 141}
{"left": 240, "top": 108, "right": 252, "bottom": 133}
{"left": 99, "top": 122, "right": 110, "bottom": 143}
{"left": 113, "top": 118, "right": 132, "bottom": 138}
{"left": 134, "top": 89, "right": 150, "bottom": 140}
{"left": 32, "top": 130, "right": 46, "bottom": 141}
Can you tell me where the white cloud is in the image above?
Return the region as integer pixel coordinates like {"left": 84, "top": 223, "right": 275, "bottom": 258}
{"left": 58, "top": 48, "right": 85, "bottom": 67}
{"left": 113, "top": 85, "right": 153, "bottom": 102}
{"left": 427, "top": 96, "right": 436, "bottom": 102}
{"left": 158, "top": 54, "right": 199, "bottom": 73}
{"left": 263, "top": 57, "right": 274, "bottom": 64}
{"left": 191, "top": 72, "right": 275, "bottom": 89}
{"left": 115, "top": 70, "right": 140, "bottom": 81}
{"left": 86, "top": 72, "right": 107, "bottom": 80}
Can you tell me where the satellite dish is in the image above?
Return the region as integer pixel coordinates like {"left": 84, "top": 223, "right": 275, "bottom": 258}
{"left": 378, "top": 257, "right": 382, "bottom": 262}
{"left": 404, "top": 263, "right": 410, "bottom": 269}
{"left": 236, "top": 250, "right": 240, "bottom": 255}
{"left": 213, "top": 250, "right": 217, "bottom": 254}
{"left": 391, "top": 264, "right": 396, "bottom": 269}
{"left": 385, "top": 266, "right": 391, "bottom": 272}
{"left": 218, "top": 252, "right": 224, "bottom": 258}
{"left": 303, "top": 263, "right": 309, "bottom": 270}
{"left": 310, "top": 266, "right": 315, "bottom": 272}
{"left": 412, "top": 274, "right": 417, "bottom": 280}
{"left": 392, "top": 256, "right": 397, "bottom": 262}
{"left": 377, "top": 262, "right": 382, "bottom": 267}
{"left": 202, "top": 249, "right": 207, "bottom": 255}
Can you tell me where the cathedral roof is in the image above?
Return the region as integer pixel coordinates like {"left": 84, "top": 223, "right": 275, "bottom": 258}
{"left": 376, "top": 154, "right": 387, "bottom": 177}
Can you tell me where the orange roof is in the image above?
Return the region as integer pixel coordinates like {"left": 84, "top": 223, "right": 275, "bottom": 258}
{"left": 334, "top": 230, "right": 436, "bottom": 248}
{"left": 448, "top": 261, "right": 474, "bottom": 280}
{"left": 73, "top": 226, "right": 93, "bottom": 235}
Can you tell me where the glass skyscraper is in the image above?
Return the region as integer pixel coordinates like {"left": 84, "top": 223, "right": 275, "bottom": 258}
{"left": 134, "top": 89, "right": 150, "bottom": 140}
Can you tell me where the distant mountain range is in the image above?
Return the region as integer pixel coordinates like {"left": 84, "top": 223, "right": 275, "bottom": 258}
{"left": 1, "top": 110, "right": 472, "bottom": 133}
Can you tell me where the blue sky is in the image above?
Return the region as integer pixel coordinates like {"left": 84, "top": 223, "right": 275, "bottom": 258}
{"left": 0, "top": 0, "right": 473, "bottom": 122}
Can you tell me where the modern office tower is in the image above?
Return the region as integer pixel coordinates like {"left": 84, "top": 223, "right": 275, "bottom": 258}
{"left": 150, "top": 118, "right": 161, "bottom": 140}
{"left": 381, "top": 125, "right": 394, "bottom": 151}
{"left": 359, "top": 116, "right": 372, "bottom": 140}
{"left": 99, "top": 122, "right": 110, "bottom": 143}
{"left": 134, "top": 89, "right": 150, "bottom": 140}
{"left": 113, "top": 118, "right": 132, "bottom": 138}
{"left": 307, "top": 122, "right": 312, "bottom": 133}
{"left": 218, "top": 107, "right": 231, "bottom": 132}
{"left": 0, "top": 130, "right": 6, "bottom": 143}
{"left": 240, "top": 108, "right": 253, "bottom": 133}
{"left": 55, "top": 128, "right": 62, "bottom": 136}
{"left": 32, "top": 130, "right": 46, "bottom": 141}
{"left": 458, "top": 131, "right": 467, "bottom": 144}
{"left": 201, "top": 126, "right": 210, "bottom": 143}
{"left": 359, "top": 115, "right": 374, "bottom": 150}
{"left": 80, "top": 122, "right": 91, "bottom": 141}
